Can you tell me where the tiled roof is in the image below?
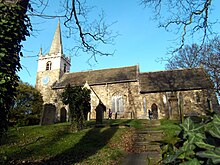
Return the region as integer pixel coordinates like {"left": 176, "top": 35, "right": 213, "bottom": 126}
{"left": 53, "top": 65, "right": 138, "bottom": 88}
{"left": 139, "top": 68, "right": 213, "bottom": 93}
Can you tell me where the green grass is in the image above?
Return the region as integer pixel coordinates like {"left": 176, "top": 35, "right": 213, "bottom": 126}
{"left": 0, "top": 119, "right": 144, "bottom": 164}
{"left": 86, "top": 119, "right": 146, "bottom": 128}
{"left": 158, "top": 119, "right": 181, "bottom": 143}
{"left": 0, "top": 119, "right": 182, "bottom": 164}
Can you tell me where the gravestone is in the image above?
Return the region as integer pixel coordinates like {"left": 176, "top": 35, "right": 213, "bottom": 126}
{"left": 60, "top": 107, "right": 67, "bottom": 122}
{"left": 40, "top": 103, "right": 56, "bottom": 125}
{"left": 95, "top": 102, "right": 106, "bottom": 124}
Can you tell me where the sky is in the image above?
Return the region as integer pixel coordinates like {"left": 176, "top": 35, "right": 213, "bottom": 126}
{"left": 18, "top": 0, "right": 220, "bottom": 86}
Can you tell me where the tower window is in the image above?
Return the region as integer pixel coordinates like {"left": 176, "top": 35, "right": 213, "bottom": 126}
{"left": 46, "top": 61, "right": 52, "bottom": 70}
{"left": 64, "top": 63, "right": 67, "bottom": 73}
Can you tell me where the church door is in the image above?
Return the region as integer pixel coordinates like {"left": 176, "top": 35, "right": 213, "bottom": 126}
{"left": 151, "top": 103, "right": 158, "bottom": 119}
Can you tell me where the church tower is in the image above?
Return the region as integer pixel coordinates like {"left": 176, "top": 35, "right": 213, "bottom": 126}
{"left": 36, "top": 21, "right": 71, "bottom": 103}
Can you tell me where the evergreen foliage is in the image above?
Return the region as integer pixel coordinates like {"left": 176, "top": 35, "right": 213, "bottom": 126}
{"left": 61, "top": 84, "right": 91, "bottom": 131}
{"left": 161, "top": 113, "right": 220, "bottom": 164}
{"left": 9, "top": 82, "right": 43, "bottom": 126}
{"left": 0, "top": 1, "right": 31, "bottom": 139}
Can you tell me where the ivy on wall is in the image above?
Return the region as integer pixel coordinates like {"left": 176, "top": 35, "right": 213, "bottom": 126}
{"left": 0, "top": 0, "right": 31, "bottom": 140}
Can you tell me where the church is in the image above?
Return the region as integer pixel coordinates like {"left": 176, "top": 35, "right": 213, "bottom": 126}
{"left": 36, "top": 21, "right": 218, "bottom": 123}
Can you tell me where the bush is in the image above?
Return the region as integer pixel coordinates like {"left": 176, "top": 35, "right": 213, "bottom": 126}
{"left": 161, "top": 113, "right": 220, "bottom": 164}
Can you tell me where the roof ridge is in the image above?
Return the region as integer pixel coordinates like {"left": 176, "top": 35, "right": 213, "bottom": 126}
{"left": 69, "top": 65, "right": 138, "bottom": 74}
{"left": 140, "top": 67, "right": 203, "bottom": 74}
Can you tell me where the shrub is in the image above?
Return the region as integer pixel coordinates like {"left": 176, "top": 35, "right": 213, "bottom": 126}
{"left": 161, "top": 113, "right": 220, "bottom": 164}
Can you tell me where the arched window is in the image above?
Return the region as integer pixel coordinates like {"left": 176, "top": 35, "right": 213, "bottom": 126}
{"left": 143, "top": 97, "right": 147, "bottom": 114}
{"left": 46, "top": 61, "right": 52, "bottom": 70}
{"left": 64, "top": 63, "right": 67, "bottom": 73}
{"left": 163, "top": 95, "right": 167, "bottom": 104}
{"left": 151, "top": 103, "right": 158, "bottom": 119}
{"left": 207, "top": 98, "right": 212, "bottom": 110}
{"left": 112, "top": 94, "right": 124, "bottom": 113}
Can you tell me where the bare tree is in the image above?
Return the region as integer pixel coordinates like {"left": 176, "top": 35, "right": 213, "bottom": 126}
{"left": 64, "top": 0, "right": 116, "bottom": 60}
{"left": 141, "top": 0, "right": 216, "bottom": 53}
{"left": 166, "top": 37, "right": 220, "bottom": 98}
{"left": 201, "top": 37, "right": 220, "bottom": 97}
{"left": 13, "top": 1, "right": 219, "bottom": 59}
{"left": 166, "top": 44, "right": 202, "bottom": 69}
{"left": 28, "top": 0, "right": 117, "bottom": 61}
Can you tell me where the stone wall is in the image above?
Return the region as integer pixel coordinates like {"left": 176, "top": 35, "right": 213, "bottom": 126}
{"left": 36, "top": 69, "right": 61, "bottom": 103}
{"left": 89, "top": 81, "right": 140, "bottom": 119}
{"left": 51, "top": 88, "right": 69, "bottom": 122}
{"left": 48, "top": 83, "right": 215, "bottom": 122}
{"left": 139, "top": 89, "right": 213, "bottom": 120}
{"left": 138, "top": 92, "right": 167, "bottom": 119}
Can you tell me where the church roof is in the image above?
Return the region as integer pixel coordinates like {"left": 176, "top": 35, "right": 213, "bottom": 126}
{"left": 139, "top": 67, "right": 213, "bottom": 93}
{"left": 52, "top": 65, "right": 139, "bottom": 88}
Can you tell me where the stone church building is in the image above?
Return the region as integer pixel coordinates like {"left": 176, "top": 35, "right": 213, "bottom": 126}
{"left": 36, "top": 22, "right": 218, "bottom": 123}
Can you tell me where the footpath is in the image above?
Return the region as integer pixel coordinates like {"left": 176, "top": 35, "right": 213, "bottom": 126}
{"left": 119, "top": 120, "right": 163, "bottom": 165}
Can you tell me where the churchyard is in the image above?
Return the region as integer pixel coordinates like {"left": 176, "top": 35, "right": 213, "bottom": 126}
{"left": 1, "top": 114, "right": 220, "bottom": 164}
{"left": 0, "top": 119, "right": 182, "bottom": 164}
{"left": 0, "top": 119, "right": 161, "bottom": 164}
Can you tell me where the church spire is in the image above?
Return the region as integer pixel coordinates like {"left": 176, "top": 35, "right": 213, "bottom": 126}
{"left": 49, "top": 20, "right": 63, "bottom": 55}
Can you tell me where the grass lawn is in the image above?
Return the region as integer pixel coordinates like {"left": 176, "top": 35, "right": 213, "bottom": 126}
{"left": 0, "top": 119, "right": 181, "bottom": 164}
{"left": 0, "top": 119, "right": 146, "bottom": 165}
{"left": 157, "top": 119, "right": 181, "bottom": 144}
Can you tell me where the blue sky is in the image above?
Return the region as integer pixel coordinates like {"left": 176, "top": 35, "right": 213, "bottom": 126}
{"left": 18, "top": 0, "right": 220, "bottom": 86}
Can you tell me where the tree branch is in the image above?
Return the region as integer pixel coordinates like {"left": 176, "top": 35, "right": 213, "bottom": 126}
{"left": 63, "top": 0, "right": 116, "bottom": 61}
{"left": 141, "top": 0, "right": 214, "bottom": 54}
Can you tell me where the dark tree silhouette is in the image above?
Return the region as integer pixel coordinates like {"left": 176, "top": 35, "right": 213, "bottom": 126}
{"left": 0, "top": 0, "right": 31, "bottom": 140}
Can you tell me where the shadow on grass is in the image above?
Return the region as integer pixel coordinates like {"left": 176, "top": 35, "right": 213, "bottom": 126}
{"left": 2, "top": 125, "right": 119, "bottom": 164}
{"left": 2, "top": 125, "right": 71, "bottom": 162}
{"left": 2, "top": 119, "right": 139, "bottom": 164}
{"left": 87, "top": 119, "right": 134, "bottom": 127}
{"left": 0, "top": 130, "right": 19, "bottom": 146}
{"left": 42, "top": 127, "right": 118, "bottom": 164}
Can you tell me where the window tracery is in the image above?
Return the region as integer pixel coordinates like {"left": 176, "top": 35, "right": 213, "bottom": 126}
{"left": 111, "top": 93, "right": 124, "bottom": 113}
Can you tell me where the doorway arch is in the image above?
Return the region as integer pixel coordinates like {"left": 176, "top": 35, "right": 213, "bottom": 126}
{"left": 151, "top": 103, "right": 158, "bottom": 119}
